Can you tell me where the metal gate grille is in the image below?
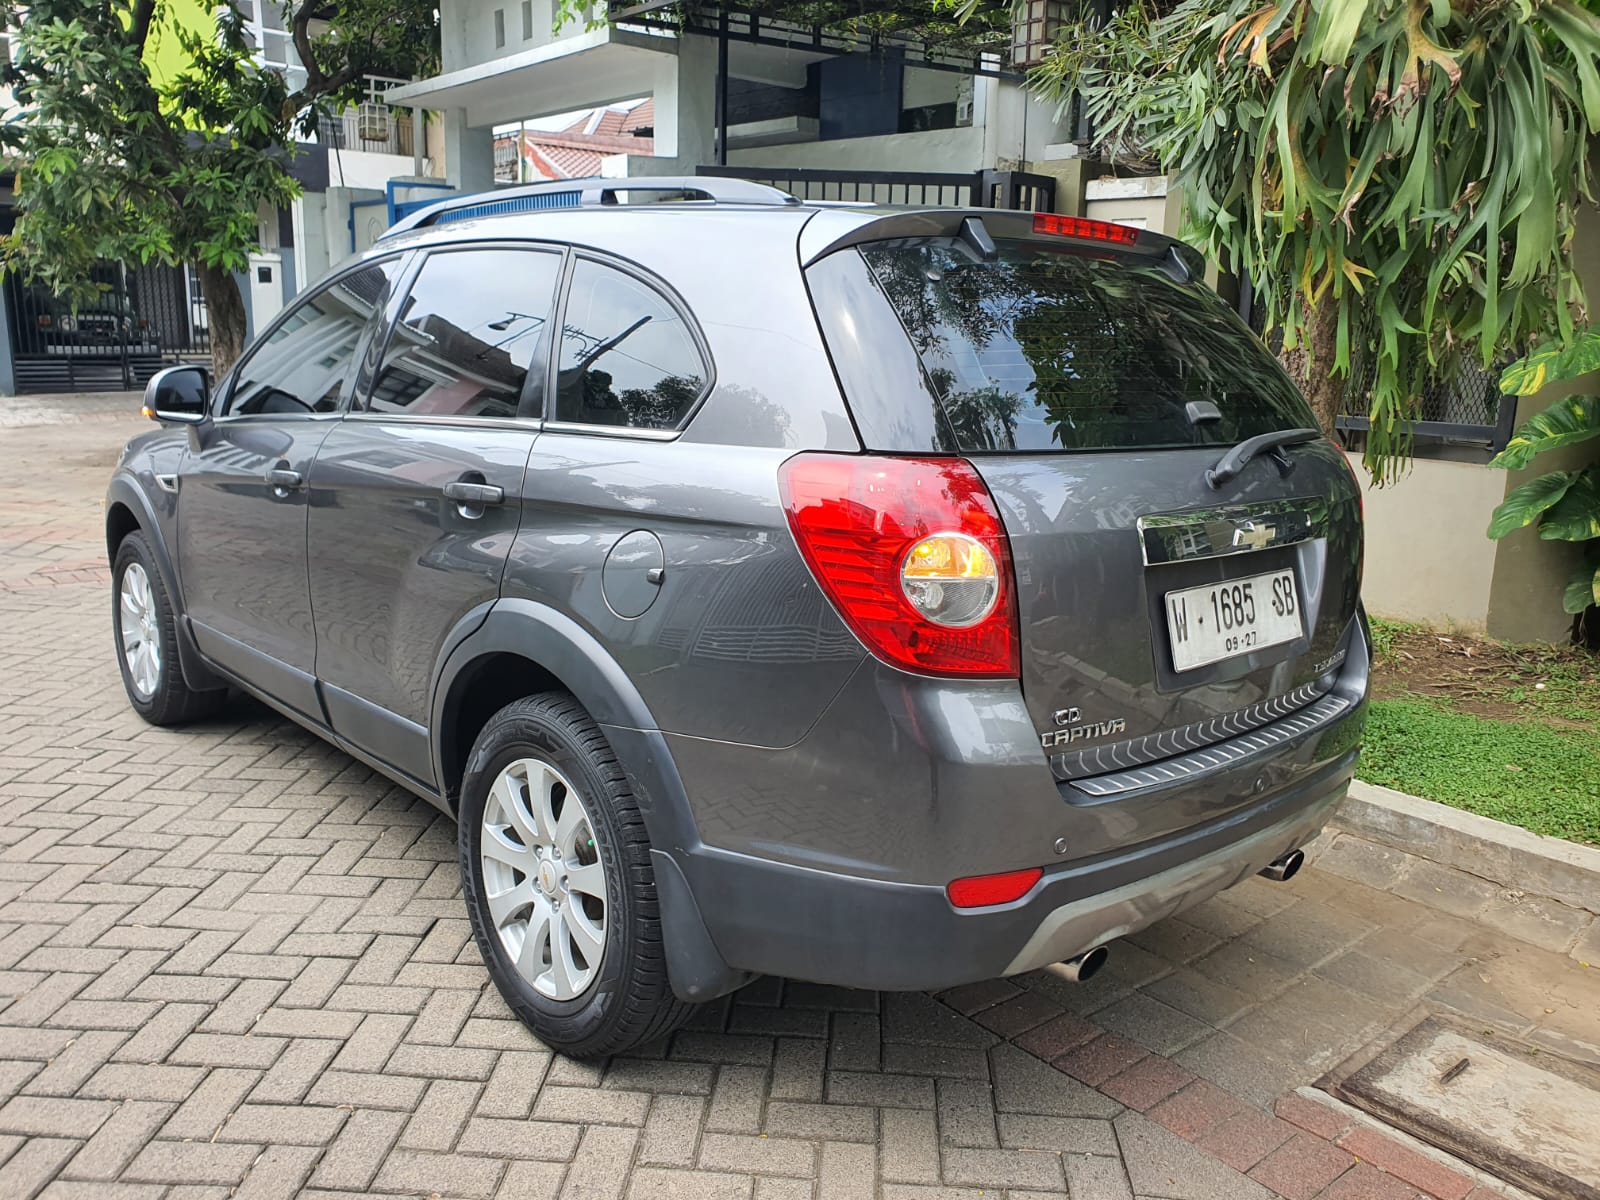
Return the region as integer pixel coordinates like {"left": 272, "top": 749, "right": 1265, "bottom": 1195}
{"left": 7, "top": 261, "right": 210, "bottom": 393}
{"left": 696, "top": 166, "right": 1057, "bottom": 212}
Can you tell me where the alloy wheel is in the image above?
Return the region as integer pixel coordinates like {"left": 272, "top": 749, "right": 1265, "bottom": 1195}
{"left": 119, "top": 562, "right": 161, "bottom": 699}
{"left": 480, "top": 757, "right": 608, "bottom": 1001}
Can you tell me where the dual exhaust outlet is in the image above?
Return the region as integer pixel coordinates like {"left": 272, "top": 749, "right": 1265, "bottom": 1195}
{"left": 1054, "top": 847, "right": 1306, "bottom": 984}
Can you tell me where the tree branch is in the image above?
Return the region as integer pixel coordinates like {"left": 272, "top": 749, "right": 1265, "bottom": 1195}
{"left": 128, "top": 0, "right": 159, "bottom": 55}
{"left": 285, "top": 1, "right": 373, "bottom": 114}
{"left": 289, "top": 0, "right": 336, "bottom": 94}
{"left": 283, "top": 64, "right": 361, "bottom": 119}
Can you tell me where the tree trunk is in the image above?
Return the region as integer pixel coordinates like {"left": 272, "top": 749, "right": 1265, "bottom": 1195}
{"left": 1276, "top": 301, "right": 1344, "bottom": 438}
{"left": 198, "top": 263, "right": 248, "bottom": 380}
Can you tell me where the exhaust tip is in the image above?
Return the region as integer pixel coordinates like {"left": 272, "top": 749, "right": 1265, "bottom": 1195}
{"left": 1259, "top": 848, "right": 1305, "bottom": 883}
{"left": 1058, "top": 944, "right": 1109, "bottom": 983}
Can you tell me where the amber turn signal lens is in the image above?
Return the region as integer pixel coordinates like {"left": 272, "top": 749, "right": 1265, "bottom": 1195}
{"left": 900, "top": 532, "right": 1000, "bottom": 629}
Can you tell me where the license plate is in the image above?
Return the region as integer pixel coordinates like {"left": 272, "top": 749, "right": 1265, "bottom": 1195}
{"left": 1165, "top": 569, "right": 1302, "bottom": 672}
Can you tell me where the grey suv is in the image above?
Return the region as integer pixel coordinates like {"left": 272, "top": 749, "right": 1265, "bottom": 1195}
{"left": 107, "top": 177, "right": 1367, "bottom": 1057}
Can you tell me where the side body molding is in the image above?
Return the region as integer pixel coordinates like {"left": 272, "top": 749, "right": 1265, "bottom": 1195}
{"left": 429, "top": 598, "right": 748, "bottom": 1002}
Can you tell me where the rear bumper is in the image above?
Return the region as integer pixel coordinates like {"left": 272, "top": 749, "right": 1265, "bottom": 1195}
{"left": 672, "top": 741, "right": 1356, "bottom": 991}
{"left": 654, "top": 614, "right": 1369, "bottom": 996}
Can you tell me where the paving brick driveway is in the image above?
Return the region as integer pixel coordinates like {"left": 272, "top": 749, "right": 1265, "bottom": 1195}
{"left": 0, "top": 396, "right": 1595, "bottom": 1200}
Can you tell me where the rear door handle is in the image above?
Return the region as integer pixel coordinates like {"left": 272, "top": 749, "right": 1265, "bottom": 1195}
{"left": 442, "top": 481, "right": 505, "bottom": 506}
{"left": 265, "top": 467, "right": 303, "bottom": 491}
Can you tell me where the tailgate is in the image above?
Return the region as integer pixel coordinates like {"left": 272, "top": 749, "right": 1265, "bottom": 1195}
{"left": 972, "top": 445, "right": 1362, "bottom": 777}
{"left": 806, "top": 212, "right": 1365, "bottom": 832}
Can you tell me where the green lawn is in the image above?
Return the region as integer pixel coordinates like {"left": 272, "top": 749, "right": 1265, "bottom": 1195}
{"left": 1360, "top": 700, "right": 1600, "bottom": 844}
{"left": 1359, "top": 618, "right": 1600, "bottom": 845}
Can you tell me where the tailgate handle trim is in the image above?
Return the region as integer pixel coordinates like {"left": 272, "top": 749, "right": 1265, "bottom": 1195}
{"left": 1136, "top": 498, "right": 1328, "bottom": 566}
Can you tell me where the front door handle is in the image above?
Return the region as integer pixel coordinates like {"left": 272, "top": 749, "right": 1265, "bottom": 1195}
{"left": 265, "top": 467, "right": 303, "bottom": 493}
{"left": 442, "top": 480, "right": 505, "bottom": 506}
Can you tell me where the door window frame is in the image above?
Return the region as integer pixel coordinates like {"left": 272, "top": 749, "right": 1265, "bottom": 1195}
{"left": 542, "top": 249, "right": 716, "bottom": 442}
{"left": 347, "top": 239, "right": 567, "bottom": 430}
{"left": 213, "top": 250, "right": 414, "bottom": 423}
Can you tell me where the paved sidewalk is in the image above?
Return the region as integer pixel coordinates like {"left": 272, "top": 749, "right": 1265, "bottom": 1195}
{"left": 0, "top": 395, "right": 1595, "bottom": 1199}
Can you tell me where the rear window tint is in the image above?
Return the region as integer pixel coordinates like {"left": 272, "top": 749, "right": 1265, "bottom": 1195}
{"left": 858, "top": 238, "right": 1314, "bottom": 453}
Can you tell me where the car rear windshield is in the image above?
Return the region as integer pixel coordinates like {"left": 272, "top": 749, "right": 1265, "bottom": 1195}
{"left": 858, "top": 237, "right": 1315, "bottom": 453}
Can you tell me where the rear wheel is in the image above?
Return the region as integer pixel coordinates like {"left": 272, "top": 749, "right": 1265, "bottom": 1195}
{"left": 112, "top": 532, "right": 226, "bottom": 726}
{"left": 458, "top": 693, "right": 697, "bottom": 1057}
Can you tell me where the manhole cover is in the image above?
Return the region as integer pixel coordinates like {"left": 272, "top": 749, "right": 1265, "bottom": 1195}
{"left": 1322, "top": 1016, "right": 1600, "bottom": 1200}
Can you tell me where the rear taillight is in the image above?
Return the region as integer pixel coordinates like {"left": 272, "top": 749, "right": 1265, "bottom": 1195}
{"left": 779, "top": 453, "right": 1019, "bottom": 678}
{"left": 1033, "top": 213, "right": 1139, "bottom": 245}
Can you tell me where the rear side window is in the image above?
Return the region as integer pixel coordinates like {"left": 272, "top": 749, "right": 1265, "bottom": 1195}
{"left": 855, "top": 238, "right": 1314, "bottom": 453}
{"left": 554, "top": 259, "right": 706, "bottom": 432}
{"left": 367, "top": 247, "right": 560, "bottom": 420}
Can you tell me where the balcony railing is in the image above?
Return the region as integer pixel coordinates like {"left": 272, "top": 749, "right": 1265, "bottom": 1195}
{"left": 318, "top": 109, "right": 416, "bottom": 158}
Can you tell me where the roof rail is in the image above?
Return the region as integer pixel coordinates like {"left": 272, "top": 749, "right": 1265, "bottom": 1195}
{"left": 381, "top": 175, "right": 801, "bottom": 238}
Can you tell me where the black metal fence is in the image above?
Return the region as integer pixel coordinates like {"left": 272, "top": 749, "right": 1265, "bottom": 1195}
{"left": 1245, "top": 298, "right": 1513, "bottom": 452}
{"left": 7, "top": 261, "right": 210, "bottom": 393}
{"left": 696, "top": 165, "right": 1058, "bottom": 212}
{"left": 1335, "top": 339, "right": 1516, "bottom": 451}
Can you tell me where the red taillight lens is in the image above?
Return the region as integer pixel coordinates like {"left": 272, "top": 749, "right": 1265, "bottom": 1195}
{"left": 779, "top": 453, "right": 1019, "bottom": 678}
{"left": 947, "top": 868, "right": 1042, "bottom": 908}
{"left": 1033, "top": 213, "right": 1139, "bottom": 245}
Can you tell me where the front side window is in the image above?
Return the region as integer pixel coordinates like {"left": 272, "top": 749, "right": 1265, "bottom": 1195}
{"left": 367, "top": 247, "right": 561, "bottom": 420}
{"left": 554, "top": 259, "right": 706, "bottom": 432}
{"left": 224, "top": 260, "right": 400, "bottom": 417}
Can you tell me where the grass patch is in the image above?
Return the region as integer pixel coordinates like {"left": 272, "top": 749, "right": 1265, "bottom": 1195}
{"left": 1367, "top": 615, "right": 1418, "bottom": 666}
{"left": 1361, "top": 700, "right": 1600, "bottom": 845}
{"left": 1360, "top": 620, "right": 1600, "bottom": 843}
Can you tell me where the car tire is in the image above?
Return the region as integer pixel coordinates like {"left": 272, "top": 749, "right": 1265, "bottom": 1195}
{"left": 459, "top": 692, "right": 698, "bottom": 1058}
{"left": 112, "top": 532, "right": 227, "bottom": 727}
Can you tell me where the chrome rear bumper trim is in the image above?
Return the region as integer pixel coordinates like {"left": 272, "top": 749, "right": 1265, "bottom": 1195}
{"left": 1051, "top": 678, "right": 1333, "bottom": 782}
{"left": 1068, "top": 692, "right": 1354, "bottom": 799}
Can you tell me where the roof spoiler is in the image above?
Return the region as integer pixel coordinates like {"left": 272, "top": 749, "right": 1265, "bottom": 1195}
{"left": 796, "top": 208, "right": 1206, "bottom": 283}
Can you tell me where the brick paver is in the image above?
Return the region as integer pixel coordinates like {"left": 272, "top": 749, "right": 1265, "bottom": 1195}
{"left": 0, "top": 394, "right": 1596, "bottom": 1199}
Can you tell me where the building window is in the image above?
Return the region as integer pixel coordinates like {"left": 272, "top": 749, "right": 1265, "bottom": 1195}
{"left": 521, "top": 1, "right": 533, "bottom": 39}
{"left": 493, "top": 8, "right": 506, "bottom": 48}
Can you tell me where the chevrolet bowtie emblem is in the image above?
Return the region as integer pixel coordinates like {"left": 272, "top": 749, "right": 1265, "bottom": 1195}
{"left": 1232, "top": 520, "right": 1276, "bottom": 551}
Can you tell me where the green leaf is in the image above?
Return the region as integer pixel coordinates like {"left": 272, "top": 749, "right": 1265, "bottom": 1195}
{"left": 1487, "top": 471, "right": 1578, "bottom": 539}
{"left": 1488, "top": 394, "right": 1600, "bottom": 469}
{"left": 1544, "top": 0, "right": 1600, "bottom": 129}
{"left": 1309, "top": 0, "right": 1373, "bottom": 66}
{"left": 1537, "top": 470, "right": 1600, "bottom": 541}
{"left": 1563, "top": 560, "right": 1600, "bottom": 614}
{"left": 1499, "top": 331, "right": 1600, "bottom": 395}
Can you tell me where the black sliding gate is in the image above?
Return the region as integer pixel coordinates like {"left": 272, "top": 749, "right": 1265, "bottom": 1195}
{"left": 6, "top": 261, "right": 210, "bottom": 393}
{"left": 697, "top": 165, "right": 1057, "bottom": 212}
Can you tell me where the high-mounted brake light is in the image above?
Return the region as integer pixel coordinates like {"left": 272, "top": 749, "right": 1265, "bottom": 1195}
{"left": 1032, "top": 213, "right": 1140, "bottom": 245}
{"left": 779, "top": 454, "right": 1019, "bottom": 678}
{"left": 947, "top": 868, "right": 1042, "bottom": 908}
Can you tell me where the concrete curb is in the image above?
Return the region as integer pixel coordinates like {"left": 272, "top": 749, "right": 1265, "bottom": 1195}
{"left": 1328, "top": 779, "right": 1600, "bottom": 917}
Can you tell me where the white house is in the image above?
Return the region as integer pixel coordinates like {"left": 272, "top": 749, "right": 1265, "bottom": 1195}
{"left": 386, "top": 0, "right": 1086, "bottom": 202}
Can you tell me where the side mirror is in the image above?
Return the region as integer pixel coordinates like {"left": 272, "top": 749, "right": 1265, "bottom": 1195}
{"left": 143, "top": 365, "right": 211, "bottom": 425}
